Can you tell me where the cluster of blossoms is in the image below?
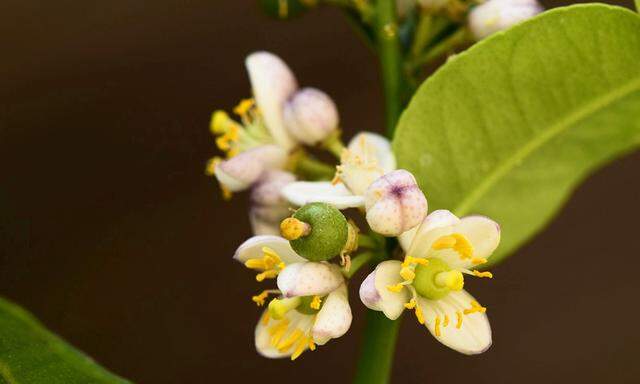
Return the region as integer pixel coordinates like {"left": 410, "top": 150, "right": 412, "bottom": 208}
{"left": 208, "top": 50, "right": 503, "bottom": 360}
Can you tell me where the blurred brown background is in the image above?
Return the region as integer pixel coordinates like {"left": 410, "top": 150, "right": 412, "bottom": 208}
{"left": 1, "top": 1, "right": 638, "bottom": 383}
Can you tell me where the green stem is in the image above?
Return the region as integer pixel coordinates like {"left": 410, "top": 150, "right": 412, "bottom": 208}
{"left": 407, "top": 27, "right": 469, "bottom": 73}
{"left": 294, "top": 155, "right": 335, "bottom": 180}
{"left": 353, "top": 311, "right": 402, "bottom": 384}
{"left": 636, "top": 0, "right": 640, "bottom": 13}
{"left": 322, "top": 131, "right": 347, "bottom": 159}
{"left": 410, "top": 12, "right": 432, "bottom": 57}
{"left": 351, "top": 4, "right": 404, "bottom": 382}
{"left": 375, "top": 0, "right": 404, "bottom": 136}
{"left": 357, "top": 234, "right": 379, "bottom": 249}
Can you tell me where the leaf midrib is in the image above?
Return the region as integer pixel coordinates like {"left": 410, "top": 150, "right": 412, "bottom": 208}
{"left": 454, "top": 75, "right": 640, "bottom": 216}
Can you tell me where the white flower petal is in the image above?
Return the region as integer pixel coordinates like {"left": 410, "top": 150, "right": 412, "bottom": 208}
{"left": 312, "top": 284, "right": 352, "bottom": 345}
{"left": 282, "top": 181, "right": 365, "bottom": 209}
{"left": 255, "top": 309, "right": 314, "bottom": 359}
{"left": 407, "top": 209, "right": 462, "bottom": 266}
{"left": 416, "top": 290, "right": 492, "bottom": 355}
{"left": 233, "top": 235, "right": 304, "bottom": 265}
{"left": 277, "top": 262, "right": 344, "bottom": 298}
{"left": 246, "top": 51, "right": 298, "bottom": 150}
{"left": 359, "top": 270, "right": 382, "bottom": 311}
{"left": 398, "top": 226, "right": 417, "bottom": 252}
{"left": 373, "top": 260, "right": 410, "bottom": 320}
{"left": 347, "top": 132, "right": 396, "bottom": 173}
{"left": 215, "top": 145, "right": 288, "bottom": 192}
{"left": 407, "top": 210, "right": 501, "bottom": 270}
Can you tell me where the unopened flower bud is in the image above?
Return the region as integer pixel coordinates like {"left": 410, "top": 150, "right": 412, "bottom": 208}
{"left": 214, "top": 145, "right": 288, "bottom": 192}
{"left": 469, "top": 0, "right": 543, "bottom": 40}
{"left": 284, "top": 202, "right": 348, "bottom": 261}
{"left": 283, "top": 88, "right": 339, "bottom": 146}
{"left": 364, "top": 170, "right": 428, "bottom": 236}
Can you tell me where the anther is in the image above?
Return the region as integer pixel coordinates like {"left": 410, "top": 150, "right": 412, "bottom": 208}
{"left": 386, "top": 283, "right": 405, "bottom": 293}
{"left": 463, "top": 300, "right": 487, "bottom": 315}
{"left": 472, "top": 270, "right": 493, "bottom": 278}
{"left": 310, "top": 296, "right": 322, "bottom": 310}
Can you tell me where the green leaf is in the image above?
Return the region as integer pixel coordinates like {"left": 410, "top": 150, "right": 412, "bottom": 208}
{"left": 393, "top": 4, "right": 640, "bottom": 265}
{"left": 0, "top": 297, "right": 131, "bottom": 384}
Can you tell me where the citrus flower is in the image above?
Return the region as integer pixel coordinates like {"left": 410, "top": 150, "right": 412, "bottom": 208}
{"left": 234, "top": 235, "right": 352, "bottom": 360}
{"left": 359, "top": 209, "right": 500, "bottom": 354}
{"left": 207, "top": 51, "right": 339, "bottom": 197}
{"left": 282, "top": 132, "right": 396, "bottom": 209}
{"left": 469, "top": 0, "right": 543, "bottom": 40}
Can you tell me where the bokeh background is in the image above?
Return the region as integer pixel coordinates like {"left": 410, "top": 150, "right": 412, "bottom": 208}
{"left": 1, "top": 1, "right": 638, "bottom": 383}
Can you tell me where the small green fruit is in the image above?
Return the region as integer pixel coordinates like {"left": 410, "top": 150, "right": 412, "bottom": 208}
{"left": 289, "top": 202, "right": 348, "bottom": 261}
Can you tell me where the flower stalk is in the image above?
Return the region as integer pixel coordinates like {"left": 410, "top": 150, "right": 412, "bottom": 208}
{"left": 353, "top": 311, "right": 401, "bottom": 384}
{"left": 375, "top": 0, "right": 404, "bottom": 137}
{"left": 352, "top": 1, "right": 405, "bottom": 382}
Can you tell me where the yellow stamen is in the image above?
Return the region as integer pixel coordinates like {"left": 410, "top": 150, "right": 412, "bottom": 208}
{"left": 310, "top": 296, "right": 322, "bottom": 310}
{"left": 277, "top": 329, "right": 303, "bottom": 352}
{"left": 443, "top": 314, "right": 450, "bottom": 327}
{"left": 471, "top": 257, "right": 487, "bottom": 265}
{"left": 291, "top": 337, "right": 309, "bottom": 361}
{"left": 387, "top": 283, "right": 404, "bottom": 293}
{"left": 280, "top": 217, "right": 311, "bottom": 241}
{"left": 251, "top": 290, "right": 271, "bottom": 306}
{"left": 432, "top": 235, "right": 457, "bottom": 249}
{"left": 400, "top": 266, "right": 416, "bottom": 281}
{"left": 456, "top": 311, "right": 463, "bottom": 329}
{"left": 210, "top": 110, "right": 230, "bottom": 134}
{"left": 463, "top": 300, "right": 487, "bottom": 315}
{"left": 244, "top": 259, "right": 265, "bottom": 270}
{"left": 432, "top": 233, "right": 474, "bottom": 260}
{"left": 220, "top": 185, "right": 232, "bottom": 200}
{"left": 233, "top": 98, "right": 255, "bottom": 116}
{"left": 308, "top": 339, "right": 316, "bottom": 351}
{"left": 270, "top": 322, "right": 289, "bottom": 347}
{"left": 472, "top": 270, "right": 493, "bottom": 278}
{"left": 401, "top": 256, "right": 429, "bottom": 268}
{"left": 205, "top": 157, "right": 221, "bottom": 176}
{"left": 435, "top": 316, "right": 442, "bottom": 337}
{"left": 256, "top": 270, "right": 279, "bottom": 282}
{"left": 245, "top": 247, "right": 286, "bottom": 281}
{"left": 404, "top": 299, "right": 416, "bottom": 309}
